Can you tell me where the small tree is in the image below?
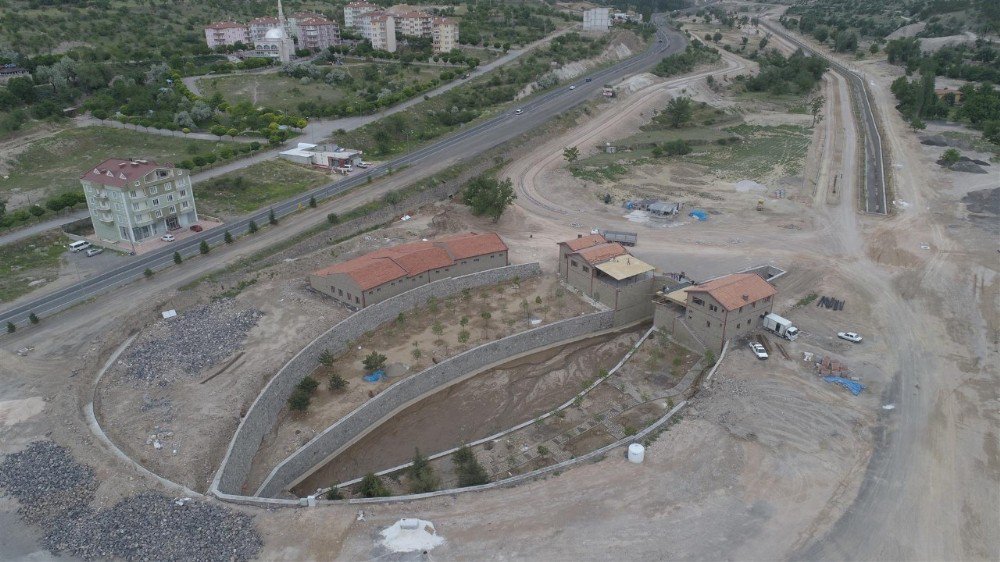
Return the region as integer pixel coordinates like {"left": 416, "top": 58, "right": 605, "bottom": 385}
{"left": 431, "top": 321, "right": 444, "bottom": 335}
{"left": 362, "top": 350, "right": 387, "bottom": 372}
{"left": 325, "top": 487, "right": 343, "bottom": 500}
{"left": 318, "top": 349, "right": 334, "bottom": 366}
{"left": 28, "top": 312, "right": 39, "bottom": 324}
{"left": 296, "top": 376, "right": 319, "bottom": 393}
{"left": 408, "top": 448, "right": 440, "bottom": 493}
{"left": 144, "top": 268, "right": 154, "bottom": 279}
{"left": 537, "top": 445, "right": 550, "bottom": 456}
{"left": 6, "top": 321, "right": 15, "bottom": 333}
{"left": 359, "top": 472, "right": 391, "bottom": 497}
{"left": 458, "top": 330, "right": 470, "bottom": 343}
{"left": 248, "top": 220, "right": 259, "bottom": 234}
{"left": 563, "top": 146, "right": 579, "bottom": 162}
{"left": 199, "top": 240, "right": 210, "bottom": 254}
{"left": 328, "top": 372, "right": 347, "bottom": 392}
{"left": 173, "top": 251, "right": 182, "bottom": 264}
{"left": 941, "top": 148, "right": 962, "bottom": 166}
{"left": 268, "top": 208, "right": 278, "bottom": 225}
{"left": 453, "top": 445, "right": 489, "bottom": 487}
{"left": 309, "top": 195, "right": 317, "bottom": 208}
{"left": 712, "top": 31, "right": 722, "bottom": 42}
{"left": 288, "top": 388, "right": 311, "bottom": 412}
{"left": 665, "top": 96, "right": 693, "bottom": 128}
{"left": 463, "top": 175, "right": 516, "bottom": 223}
{"left": 327, "top": 212, "right": 339, "bottom": 224}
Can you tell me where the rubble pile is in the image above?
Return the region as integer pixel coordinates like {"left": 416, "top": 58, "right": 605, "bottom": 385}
{"left": 0, "top": 440, "right": 96, "bottom": 524}
{"left": 120, "top": 300, "right": 264, "bottom": 382}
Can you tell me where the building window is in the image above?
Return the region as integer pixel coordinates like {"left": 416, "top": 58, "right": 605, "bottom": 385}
{"left": 155, "top": 210, "right": 162, "bottom": 218}
{"left": 346, "top": 292, "right": 351, "bottom": 300}
{"left": 706, "top": 321, "right": 711, "bottom": 327}
{"left": 461, "top": 260, "right": 467, "bottom": 264}
{"left": 355, "top": 297, "right": 359, "bottom": 304}
{"left": 338, "top": 289, "right": 343, "bottom": 296}
{"left": 164, "top": 182, "right": 172, "bottom": 191}
{"left": 692, "top": 297, "right": 704, "bottom": 306}
{"left": 709, "top": 304, "right": 718, "bottom": 312}
{"left": 737, "top": 323, "right": 741, "bottom": 329}
{"left": 169, "top": 206, "right": 175, "bottom": 213}
{"left": 129, "top": 190, "right": 137, "bottom": 198}
{"left": 474, "top": 258, "right": 479, "bottom": 262}
{"left": 571, "top": 260, "right": 578, "bottom": 268}
{"left": 149, "top": 186, "right": 157, "bottom": 195}
{"left": 152, "top": 198, "right": 160, "bottom": 206}
{"left": 765, "top": 296, "right": 771, "bottom": 302}
{"left": 167, "top": 195, "right": 174, "bottom": 202}
{"left": 132, "top": 203, "right": 140, "bottom": 211}
{"left": 182, "top": 201, "right": 189, "bottom": 209}
{"left": 583, "top": 266, "right": 590, "bottom": 273}
{"left": 180, "top": 190, "right": 187, "bottom": 197}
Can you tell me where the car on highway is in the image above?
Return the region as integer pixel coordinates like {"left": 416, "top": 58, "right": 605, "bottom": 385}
{"left": 85, "top": 247, "right": 104, "bottom": 257}
{"left": 585, "top": 77, "right": 592, "bottom": 82}
{"left": 749, "top": 341, "right": 769, "bottom": 359}
{"left": 569, "top": 85, "right": 576, "bottom": 90}
{"left": 189, "top": 224, "right": 203, "bottom": 232}
{"left": 161, "top": 234, "right": 176, "bottom": 242}
{"left": 514, "top": 108, "right": 523, "bottom": 115}
{"left": 837, "top": 331, "right": 863, "bottom": 343}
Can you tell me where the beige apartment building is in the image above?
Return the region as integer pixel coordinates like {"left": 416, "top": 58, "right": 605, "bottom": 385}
{"left": 309, "top": 232, "right": 508, "bottom": 308}
{"left": 359, "top": 12, "right": 397, "bottom": 52}
{"left": 432, "top": 17, "right": 459, "bottom": 53}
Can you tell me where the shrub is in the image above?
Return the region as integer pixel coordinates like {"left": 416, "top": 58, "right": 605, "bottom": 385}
{"left": 288, "top": 388, "right": 311, "bottom": 412}
{"left": 359, "top": 472, "right": 391, "bottom": 497}
{"left": 453, "top": 444, "right": 489, "bottom": 487}
{"left": 309, "top": 195, "right": 317, "bottom": 208}
{"left": 224, "top": 230, "right": 233, "bottom": 244}
{"left": 459, "top": 316, "right": 469, "bottom": 326}
{"left": 328, "top": 372, "right": 347, "bottom": 391}
{"left": 327, "top": 212, "right": 339, "bottom": 224}
{"left": 144, "top": 268, "right": 154, "bottom": 279}
{"left": 268, "top": 208, "right": 278, "bottom": 225}
{"left": 536, "top": 445, "right": 549, "bottom": 456}
{"left": 6, "top": 321, "right": 15, "bottom": 333}
{"left": 325, "top": 487, "right": 343, "bottom": 500}
{"left": 248, "top": 220, "right": 258, "bottom": 234}
{"left": 297, "top": 376, "right": 319, "bottom": 393}
{"left": 432, "top": 321, "right": 444, "bottom": 335}
{"left": 458, "top": 330, "right": 470, "bottom": 343}
{"left": 173, "top": 251, "right": 182, "bottom": 264}
{"left": 407, "top": 448, "right": 440, "bottom": 493}
{"left": 199, "top": 240, "right": 210, "bottom": 254}
{"left": 362, "top": 350, "right": 387, "bottom": 372}
{"left": 941, "top": 148, "right": 961, "bottom": 166}
{"left": 411, "top": 348, "right": 422, "bottom": 360}
{"left": 318, "top": 349, "right": 334, "bottom": 366}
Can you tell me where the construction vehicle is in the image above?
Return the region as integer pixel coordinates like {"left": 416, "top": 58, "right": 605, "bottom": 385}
{"left": 762, "top": 313, "right": 799, "bottom": 341}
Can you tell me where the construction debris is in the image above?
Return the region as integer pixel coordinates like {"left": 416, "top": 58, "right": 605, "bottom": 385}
{"left": 817, "top": 296, "right": 845, "bottom": 311}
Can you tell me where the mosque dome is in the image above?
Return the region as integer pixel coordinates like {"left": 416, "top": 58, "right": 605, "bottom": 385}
{"left": 264, "top": 27, "right": 286, "bottom": 40}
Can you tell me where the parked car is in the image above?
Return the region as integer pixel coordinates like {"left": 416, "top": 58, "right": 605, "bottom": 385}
{"left": 356, "top": 161, "right": 369, "bottom": 168}
{"left": 837, "top": 332, "right": 863, "bottom": 343}
{"left": 161, "top": 234, "right": 176, "bottom": 242}
{"left": 85, "top": 247, "right": 104, "bottom": 257}
{"left": 748, "top": 341, "right": 769, "bottom": 360}
{"left": 189, "top": 224, "right": 203, "bottom": 232}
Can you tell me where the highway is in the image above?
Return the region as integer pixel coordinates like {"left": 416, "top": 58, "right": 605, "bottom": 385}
{"left": 0, "top": 20, "right": 685, "bottom": 327}
{"left": 760, "top": 19, "right": 889, "bottom": 215}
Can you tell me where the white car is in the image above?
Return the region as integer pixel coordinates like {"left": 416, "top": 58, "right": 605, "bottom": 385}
{"left": 85, "top": 247, "right": 104, "bottom": 257}
{"left": 356, "top": 161, "right": 369, "bottom": 168}
{"left": 569, "top": 85, "right": 576, "bottom": 90}
{"left": 514, "top": 108, "right": 524, "bottom": 115}
{"left": 837, "top": 332, "right": 863, "bottom": 343}
{"left": 161, "top": 234, "right": 176, "bottom": 242}
{"left": 748, "top": 341, "right": 768, "bottom": 360}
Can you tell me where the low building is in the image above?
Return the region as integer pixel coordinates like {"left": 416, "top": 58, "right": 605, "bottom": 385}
{"left": 654, "top": 273, "right": 777, "bottom": 352}
{"left": 0, "top": 65, "right": 29, "bottom": 85}
{"left": 80, "top": 159, "right": 198, "bottom": 245}
{"left": 309, "top": 232, "right": 509, "bottom": 308}
{"left": 344, "top": 0, "right": 379, "bottom": 29}
{"left": 432, "top": 17, "right": 459, "bottom": 53}
{"left": 583, "top": 8, "right": 611, "bottom": 32}
{"left": 279, "top": 143, "right": 363, "bottom": 168}
{"left": 204, "top": 21, "right": 250, "bottom": 49}
{"left": 557, "top": 234, "right": 658, "bottom": 324}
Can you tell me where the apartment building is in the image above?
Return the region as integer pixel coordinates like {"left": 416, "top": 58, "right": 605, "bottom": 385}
{"left": 204, "top": 21, "right": 250, "bottom": 49}
{"left": 394, "top": 11, "right": 433, "bottom": 37}
{"left": 344, "top": 1, "right": 379, "bottom": 28}
{"left": 360, "top": 12, "right": 397, "bottom": 52}
{"left": 431, "top": 17, "right": 459, "bottom": 53}
{"left": 291, "top": 14, "right": 341, "bottom": 51}
{"left": 248, "top": 16, "right": 284, "bottom": 43}
{"left": 80, "top": 159, "right": 198, "bottom": 245}
{"left": 310, "top": 232, "right": 508, "bottom": 308}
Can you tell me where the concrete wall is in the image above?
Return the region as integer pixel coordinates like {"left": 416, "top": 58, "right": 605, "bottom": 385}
{"left": 210, "top": 262, "right": 541, "bottom": 497}
{"left": 609, "top": 277, "right": 656, "bottom": 326}
{"left": 257, "top": 309, "right": 615, "bottom": 497}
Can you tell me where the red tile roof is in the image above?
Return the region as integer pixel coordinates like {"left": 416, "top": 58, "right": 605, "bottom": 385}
{"left": 206, "top": 21, "right": 247, "bottom": 30}
{"left": 80, "top": 158, "right": 172, "bottom": 188}
{"left": 560, "top": 233, "right": 607, "bottom": 252}
{"left": 574, "top": 242, "right": 628, "bottom": 266}
{"left": 688, "top": 273, "right": 777, "bottom": 311}
{"left": 312, "top": 232, "right": 508, "bottom": 290}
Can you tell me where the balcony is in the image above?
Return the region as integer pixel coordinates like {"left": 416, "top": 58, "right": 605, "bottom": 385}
{"left": 97, "top": 212, "right": 114, "bottom": 223}
{"left": 94, "top": 190, "right": 109, "bottom": 199}
{"left": 92, "top": 202, "right": 111, "bottom": 211}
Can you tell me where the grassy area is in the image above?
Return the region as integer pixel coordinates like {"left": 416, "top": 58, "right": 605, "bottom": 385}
{"left": 0, "top": 230, "right": 66, "bottom": 303}
{"left": 196, "top": 64, "right": 444, "bottom": 117}
{"left": 194, "top": 159, "right": 330, "bottom": 216}
{"left": 0, "top": 126, "right": 236, "bottom": 201}
{"left": 685, "top": 124, "right": 813, "bottom": 179}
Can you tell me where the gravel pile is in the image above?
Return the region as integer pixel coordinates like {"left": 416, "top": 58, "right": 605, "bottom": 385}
{"left": 120, "top": 300, "right": 264, "bottom": 382}
{"left": 0, "top": 441, "right": 263, "bottom": 561}
{"left": 0, "top": 440, "right": 97, "bottom": 524}
{"left": 43, "top": 492, "right": 263, "bottom": 561}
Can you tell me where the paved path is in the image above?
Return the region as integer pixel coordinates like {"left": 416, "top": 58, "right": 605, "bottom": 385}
{"left": 0, "top": 210, "right": 89, "bottom": 246}
{"left": 0, "top": 22, "right": 681, "bottom": 327}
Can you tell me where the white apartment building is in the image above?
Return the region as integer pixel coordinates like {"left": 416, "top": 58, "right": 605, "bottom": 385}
{"left": 394, "top": 11, "right": 432, "bottom": 37}
{"left": 583, "top": 7, "right": 611, "bottom": 32}
{"left": 204, "top": 21, "right": 250, "bottom": 49}
{"left": 360, "top": 12, "right": 397, "bottom": 52}
{"left": 344, "top": 1, "right": 378, "bottom": 28}
{"left": 431, "top": 17, "right": 459, "bottom": 53}
{"left": 80, "top": 159, "right": 198, "bottom": 244}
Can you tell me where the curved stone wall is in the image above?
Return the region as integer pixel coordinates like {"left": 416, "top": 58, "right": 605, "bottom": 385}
{"left": 210, "top": 263, "right": 542, "bottom": 496}
{"left": 258, "top": 309, "right": 616, "bottom": 498}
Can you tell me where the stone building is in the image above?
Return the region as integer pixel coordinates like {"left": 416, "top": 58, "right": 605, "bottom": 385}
{"left": 309, "top": 232, "right": 508, "bottom": 308}
{"left": 654, "top": 273, "right": 777, "bottom": 352}
{"left": 557, "top": 234, "right": 658, "bottom": 324}
{"left": 80, "top": 159, "right": 198, "bottom": 246}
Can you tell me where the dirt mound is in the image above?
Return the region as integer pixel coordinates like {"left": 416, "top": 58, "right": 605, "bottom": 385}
{"left": 962, "top": 187, "right": 1000, "bottom": 215}
{"left": 947, "top": 161, "right": 988, "bottom": 174}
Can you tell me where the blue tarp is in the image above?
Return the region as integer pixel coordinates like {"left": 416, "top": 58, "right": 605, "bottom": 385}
{"left": 823, "top": 376, "right": 864, "bottom": 396}
{"left": 689, "top": 209, "right": 708, "bottom": 221}
{"left": 363, "top": 369, "right": 384, "bottom": 383}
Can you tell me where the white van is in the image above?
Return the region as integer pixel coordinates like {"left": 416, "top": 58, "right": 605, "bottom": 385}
{"left": 68, "top": 240, "right": 92, "bottom": 252}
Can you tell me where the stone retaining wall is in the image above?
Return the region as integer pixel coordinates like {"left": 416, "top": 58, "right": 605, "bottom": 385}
{"left": 258, "top": 309, "right": 616, "bottom": 497}
{"left": 210, "top": 263, "right": 541, "bottom": 496}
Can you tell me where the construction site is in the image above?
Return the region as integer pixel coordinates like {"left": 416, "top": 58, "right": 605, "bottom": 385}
{"left": 0, "top": 3, "right": 997, "bottom": 561}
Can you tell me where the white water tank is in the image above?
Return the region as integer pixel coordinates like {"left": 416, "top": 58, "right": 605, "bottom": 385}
{"left": 627, "top": 443, "right": 645, "bottom": 464}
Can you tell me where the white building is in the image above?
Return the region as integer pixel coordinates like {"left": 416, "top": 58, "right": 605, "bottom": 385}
{"left": 432, "top": 17, "right": 459, "bottom": 53}
{"left": 279, "top": 143, "right": 363, "bottom": 168}
{"left": 290, "top": 13, "right": 341, "bottom": 51}
{"left": 80, "top": 159, "right": 198, "bottom": 245}
{"left": 360, "top": 12, "right": 397, "bottom": 52}
{"left": 344, "top": 1, "right": 379, "bottom": 29}
{"left": 393, "top": 10, "right": 433, "bottom": 37}
{"left": 204, "top": 21, "right": 250, "bottom": 49}
{"left": 253, "top": 0, "right": 294, "bottom": 62}
{"left": 583, "top": 8, "right": 611, "bottom": 32}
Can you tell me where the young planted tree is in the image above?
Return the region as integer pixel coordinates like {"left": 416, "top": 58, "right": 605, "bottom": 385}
{"left": 318, "top": 349, "right": 334, "bottom": 366}
{"left": 359, "top": 472, "right": 391, "bottom": 497}
{"left": 362, "top": 350, "right": 387, "bottom": 372}
{"left": 144, "top": 268, "right": 154, "bottom": 279}
{"left": 224, "top": 230, "right": 233, "bottom": 244}
{"left": 328, "top": 372, "right": 348, "bottom": 392}
{"left": 7, "top": 321, "right": 15, "bottom": 333}
{"left": 288, "top": 388, "right": 311, "bottom": 412}
{"left": 268, "top": 208, "right": 278, "bottom": 225}
{"left": 28, "top": 312, "right": 39, "bottom": 324}
{"left": 325, "top": 487, "right": 343, "bottom": 500}
{"left": 248, "top": 220, "right": 259, "bottom": 233}
{"left": 309, "top": 195, "right": 317, "bottom": 208}
{"left": 296, "top": 376, "right": 319, "bottom": 393}
{"left": 173, "top": 251, "right": 182, "bottom": 264}
{"left": 453, "top": 445, "right": 489, "bottom": 487}
{"left": 199, "top": 240, "right": 210, "bottom": 255}
{"left": 407, "top": 448, "right": 440, "bottom": 493}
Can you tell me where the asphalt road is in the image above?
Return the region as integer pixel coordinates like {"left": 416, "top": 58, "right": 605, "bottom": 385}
{"left": 760, "top": 19, "right": 889, "bottom": 215}
{"left": 0, "top": 21, "right": 684, "bottom": 327}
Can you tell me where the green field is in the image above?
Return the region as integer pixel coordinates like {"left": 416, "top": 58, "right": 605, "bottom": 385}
{"left": 194, "top": 159, "right": 330, "bottom": 217}
{"left": 0, "top": 126, "right": 236, "bottom": 201}
{"left": 685, "top": 124, "right": 813, "bottom": 179}
{"left": 0, "top": 230, "right": 66, "bottom": 304}
{"left": 196, "top": 64, "right": 445, "bottom": 116}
